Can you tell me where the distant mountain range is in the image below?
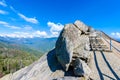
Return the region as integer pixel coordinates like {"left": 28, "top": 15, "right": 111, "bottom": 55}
{"left": 0, "top": 37, "right": 38, "bottom": 77}
{"left": 0, "top": 37, "right": 57, "bottom": 54}
{"left": 0, "top": 36, "right": 57, "bottom": 77}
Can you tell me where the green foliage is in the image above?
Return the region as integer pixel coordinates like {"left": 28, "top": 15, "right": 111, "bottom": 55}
{"left": 0, "top": 37, "right": 57, "bottom": 77}
{"left": 0, "top": 42, "right": 38, "bottom": 78}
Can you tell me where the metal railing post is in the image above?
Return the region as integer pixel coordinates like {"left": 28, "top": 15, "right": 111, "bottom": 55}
{"left": 110, "top": 39, "right": 112, "bottom": 50}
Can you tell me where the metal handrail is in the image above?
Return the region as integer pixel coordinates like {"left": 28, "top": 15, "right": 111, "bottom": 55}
{"left": 101, "top": 32, "right": 120, "bottom": 53}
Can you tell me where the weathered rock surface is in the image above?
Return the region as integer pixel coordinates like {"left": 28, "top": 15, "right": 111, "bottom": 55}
{"left": 73, "top": 58, "right": 91, "bottom": 77}
{"left": 0, "top": 20, "right": 94, "bottom": 80}
{"left": 84, "top": 43, "right": 90, "bottom": 51}
{"left": 55, "top": 24, "right": 82, "bottom": 71}
{"left": 55, "top": 20, "right": 92, "bottom": 78}
{"left": 73, "top": 35, "right": 90, "bottom": 57}
{"left": 74, "top": 20, "right": 89, "bottom": 33}
{"left": 0, "top": 49, "right": 65, "bottom": 80}
{"left": 88, "top": 27, "right": 94, "bottom": 33}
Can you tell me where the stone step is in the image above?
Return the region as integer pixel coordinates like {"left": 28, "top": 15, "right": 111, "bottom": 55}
{"left": 91, "top": 42, "right": 105, "bottom": 45}
{"left": 90, "top": 40, "right": 104, "bottom": 43}
{"left": 92, "top": 48, "right": 109, "bottom": 50}
{"left": 92, "top": 48, "right": 109, "bottom": 51}
{"left": 103, "top": 49, "right": 112, "bottom": 52}
{"left": 91, "top": 44, "right": 107, "bottom": 47}
{"left": 92, "top": 47, "right": 108, "bottom": 49}
{"left": 89, "top": 37, "right": 101, "bottom": 39}
{"left": 90, "top": 40, "right": 103, "bottom": 42}
{"left": 92, "top": 47, "right": 109, "bottom": 50}
{"left": 91, "top": 47, "right": 112, "bottom": 52}
{"left": 92, "top": 46, "right": 108, "bottom": 48}
{"left": 91, "top": 45, "right": 107, "bottom": 48}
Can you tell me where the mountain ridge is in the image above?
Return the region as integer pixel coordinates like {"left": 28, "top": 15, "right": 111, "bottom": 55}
{"left": 0, "top": 37, "right": 57, "bottom": 53}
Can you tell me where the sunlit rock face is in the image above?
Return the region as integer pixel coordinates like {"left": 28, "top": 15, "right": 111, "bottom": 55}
{"left": 55, "top": 23, "right": 82, "bottom": 71}
{"left": 0, "top": 20, "right": 96, "bottom": 80}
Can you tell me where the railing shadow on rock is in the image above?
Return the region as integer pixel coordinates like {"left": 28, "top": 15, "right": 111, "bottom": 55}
{"left": 93, "top": 51, "right": 104, "bottom": 80}
{"left": 100, "top": 51, "right": 120, "bottom": 80}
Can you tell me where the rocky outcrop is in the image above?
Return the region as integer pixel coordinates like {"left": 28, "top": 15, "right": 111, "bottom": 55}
{"left": 73, "top": 58, "right": 91, "bottom": 77}
{"left": 74, "top": 20, "right": 89, "bottom": 33}
{"left": 0, "top": 20, "right": 95, "bottom": 80}
{"left": 55, "top": 20, "right": 93, "bottom": 79}
{"left": 88, "top": 27, "right": 94, "bottom": 33}
{"left": 55, "top": 24, "right": 82, "bottom": 71}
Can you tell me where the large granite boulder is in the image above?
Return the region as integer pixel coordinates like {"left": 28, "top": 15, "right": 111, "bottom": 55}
{"left": 55, "top": 24, "right": 82, "bottom": 71}
{"left": 73, "top": 58, "right": 91, "bottom": 78}
{"left": 88, "top": 27, "right": 94, "bottom": 33}
{"left": 74, "top": 20, "right": 89, "bottom": 33}
{"left": 55, "top": 20, "right": 92, "bottom": 71}
{"left": 73, "top": 35, "right": 90, "bottom": 59}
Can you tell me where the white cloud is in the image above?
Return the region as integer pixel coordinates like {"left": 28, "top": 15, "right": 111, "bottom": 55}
{"left": 0, "top": 10, "right": 8, "bottom": 14}
{"left": 111, "top": 32, "right": 115, "bottom": 36}
{"left": 10, "top": 6, "right": 15, "bottom": 11}
{"left": 5, "top": 25, "right": 21, "bottom": 29}
{"left": 10, "top": 6, "right": 39, "bottom": 24}
{"left": 23, "top": 25, "right": 33, "bottom": 30}
{"left": 0, "top": 20, "right": 8, "bottom": 25}
{"left": 47, "top": 21, "right": 64, "bottom": 37}
{"left": 0, "top": 0, "right": 7, "bottom": 7}
{"left": 10, "top": 6, "right": 17, "bottom": 13}
{"left": 0, "top": 20, "right": 63, "bottom": 38}
{"left": 111, "top": 32, "right": 120, "bottom": 38}
{"left": 18, "top": 13, "right": 39, "bottom": 24}
{"left": 0, "top": 30, "right": 48, "bottom": 38}
{"left": 33, "top": 30, "right": 48, "bottom": 37}
{"left": 0, "top": 20, "right": 21, "bottom": 29}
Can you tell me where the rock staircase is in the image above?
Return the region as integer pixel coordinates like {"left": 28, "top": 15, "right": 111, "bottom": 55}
{"left": 89, "top": 36, "right": 112, "bottom": 52}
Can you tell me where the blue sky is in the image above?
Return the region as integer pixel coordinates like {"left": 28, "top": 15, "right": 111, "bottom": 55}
{"left": 0, "top": 0, "right": 120, "bottom": 38}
